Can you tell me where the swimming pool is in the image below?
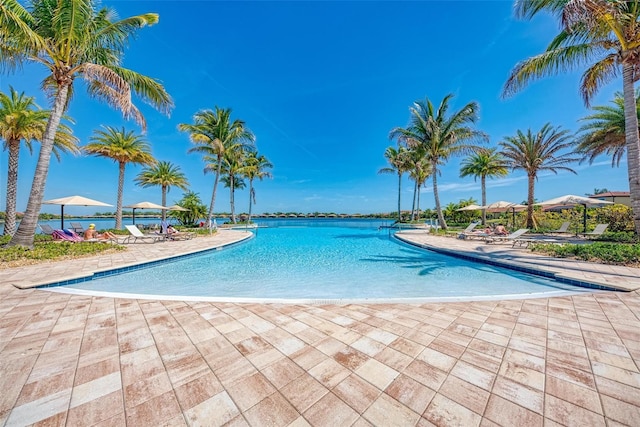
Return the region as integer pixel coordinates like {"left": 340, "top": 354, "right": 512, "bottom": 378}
{"left": 51, "top": 224, "right": 593, "bottom": 303}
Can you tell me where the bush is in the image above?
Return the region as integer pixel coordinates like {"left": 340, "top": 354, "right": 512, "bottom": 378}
{"left": 595, "top": 205, "right": 635, "bottom": 232}
{"left": 530, "top": 242, "right": 640, "bottom": 265}
{"left": 0, "top": 236, "right": 125, "bottom": 266}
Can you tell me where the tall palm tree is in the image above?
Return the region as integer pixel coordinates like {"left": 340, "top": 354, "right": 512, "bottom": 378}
{"left": 243, "top": 152, "right": 273, "bottom": 224}
{"left": 378, "top": 145, "right": 410, "bottom": 222}
{"left": 577, "top": 90, "right": 640, "bottom": 167}
{"left": 389, "top": 94, "right": 487, "bottom": 229}
{"left": 134, "top": 161, "right": 189, "bottom": 221}
{"left": 0, "top": 87, "right": 79, "bottom": 236}
{"left": 406, "top": 151, "right": 431, "bottom": 221}
{"left": 84, "top": 126, "right": 156, "bottom": 229}
{"left": 459, "top": 148, "right": 509, "bottom": 225}
{"left": 219, "top": 145, "right": 250, "bottom": 224}
{"left": 499, "top": 123, "right": 579, "bottom": 228}
{"left": 503, "top": 0, "right": 640, "bottom": 233}
{"left": 0, "top": 0, "right": 172, "bottom": 247}
{"left": 178, "top": 107, "right": 255, "bottom": 228}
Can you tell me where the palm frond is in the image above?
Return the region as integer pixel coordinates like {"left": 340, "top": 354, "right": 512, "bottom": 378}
{"left": 503, "top": 42, "right": 601, "bottom": 98}
{"left": 580, "top": 54, "right": 618, "bottom": 105}
{"left": 106, "top": 65, "right": 174, "bottom": 115}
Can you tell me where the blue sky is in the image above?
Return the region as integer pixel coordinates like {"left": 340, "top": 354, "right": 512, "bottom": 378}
{"left": 0, "top": 1, "right": 631, "bottom": 216}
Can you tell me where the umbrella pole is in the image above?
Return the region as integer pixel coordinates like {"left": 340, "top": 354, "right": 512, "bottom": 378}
{"left": 133, "top": 208, "right": 136, "bottom": 225}
{"left": 583, "top": 204, "right": 587, "bottom": 234}
{"left": 61, "top": 205, "right": 65, "bottom": 230}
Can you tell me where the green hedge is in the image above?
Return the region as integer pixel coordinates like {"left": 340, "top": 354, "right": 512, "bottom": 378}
{"left": 530, "top": 242, "right": 640, "bottom": 265}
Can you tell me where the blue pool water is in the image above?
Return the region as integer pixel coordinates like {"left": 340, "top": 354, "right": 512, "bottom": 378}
{"left": 55, "top": 223, "right": 591, "bottom": 302}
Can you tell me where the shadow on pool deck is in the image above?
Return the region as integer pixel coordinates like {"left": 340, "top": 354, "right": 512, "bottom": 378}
{"left": 1, "top": 229, "right": 639, "bottom": 425}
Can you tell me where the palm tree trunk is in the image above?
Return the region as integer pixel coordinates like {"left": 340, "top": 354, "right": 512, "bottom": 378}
{"left": 396, "top": 172, "right": 402, "bottom": 221}
{"left": 411, "top": 180, "right": 417, "bottom": 221}
{"left": 3, "top": 140, "right": 20, "bottom": 236}
{"left": 8, "top": 84, "right": 69, "bottom": 248}
{"left": 248, "top": 180, "right": 254, "bottom": 224}
{"left": 526, "top": 174, "right": 535, "bottom": 228}
{"left": 230, "top": 175, "right": 236, "bottom": 223}
{"left": 161, "top": 186, "right": 167, "bottom": 221}
{"left": 481, "top": 175, "right": 487, "bottom": 225}
{"left": 433, "top": 164, "right": 447, "bottom": 229}
{"left": 416, "top": 183, "right": 421, "bottom": 221}
{"left": 622, "top": 63, "right": 640, "bottom": 234}
{"left": 207, "top": 157, "right": 222, "bottom": 227}
{"left": 115, "top": 162, "right": 125, "bottom": 230}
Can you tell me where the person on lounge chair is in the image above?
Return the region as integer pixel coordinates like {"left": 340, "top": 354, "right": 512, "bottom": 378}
{"left": 84, "top": 224, "right": 117, "bottom": 240}
{"left": 493, "top": 224, "right": 508, "bottom": 236}
{"left": 167, "top": 225, "right": 179, "bottom": 236}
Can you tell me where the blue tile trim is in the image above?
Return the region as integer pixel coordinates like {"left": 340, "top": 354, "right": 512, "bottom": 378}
{"left": 394, "top": 235, "right": 623, "bottom": 293}
{"left": 36, "top": 235, "right": 253, "bottom": 290}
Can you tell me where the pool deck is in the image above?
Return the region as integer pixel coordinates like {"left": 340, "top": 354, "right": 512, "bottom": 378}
{"left": 1, "top": 229, "right": 639, "bottom": 426}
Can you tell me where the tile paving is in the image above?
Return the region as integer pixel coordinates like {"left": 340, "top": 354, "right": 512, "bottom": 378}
{"left": 0, "top": 229, "right": 639, "bottom": 426}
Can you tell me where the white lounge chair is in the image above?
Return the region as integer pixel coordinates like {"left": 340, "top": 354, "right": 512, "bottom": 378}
{"left": 582, "top": 223, "right": 609, "bottom": 238}
{"left": 457, "top": 222, "right": 480, "bottom": 239}
{"left": 549, "top": 221, "right": 571, "bottom": 234}
{"left": 124, "top": 225, "right": 165, "bottom": 243}
{"left": 485, "top": 228, "right": 530, "bottom": 245}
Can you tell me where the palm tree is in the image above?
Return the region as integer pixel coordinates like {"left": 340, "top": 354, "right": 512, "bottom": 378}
{"left": 389, "top": 94, "right": 487, "bottom": 229}
{"left": 499, "top": 123, "right": 579, "bottom": 228}
{"left": 134, "top": 161, "right": 189, "bottom": 221}
{"left": 0, "top": 0, "right": 172, "bottom": 247}
{"left": 243, "top": 152, "right": 273, "bottom": 224}
{"left": 459, "top": 148, "right": 509, "bottom": 225}
{"left": 171, "top": 191, "right": 207, "bottom": 226}
{"left": 503, "top": 0, "right": 640, "bottom": 233}
{"left": 178, "top": 107, "right": 255, "bottom": 228}
{"left": 0, "top": 0, "right": 173, "bottom": 247}
{"left": 378, "top": 145, "right": 410, "bottom": 222}
{"left": 0, "top": 87, "right": 79, "bottom": 236}
{"left": 219, "top": 146, "right": 250, "bottom": 224}
{"left": 84, "top": 126, "right": 156, "bottom": 229}
{"left": 406, "top": 151, "right": 431, "bottom": 221}
{"left": 577, "top": 90, "right": 640, "bottom": 167}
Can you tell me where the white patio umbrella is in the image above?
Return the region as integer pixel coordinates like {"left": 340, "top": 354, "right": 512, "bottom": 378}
{"left": 456, "top": 204, "right": 483, "bottom": 211}
{"left": 43, "top": 195, "right": 112, "bottom": 229}
{"left": 535, "top": 194, "right": 613, "bottom": 233}
{"left": 481, "top": 201, "right": 527, "bottom": 228}
{"left": 167, "top": 204, "right": 189, "bottom": 211}
{"left": 123, "top": 201, "right": 170, "bottom": 225}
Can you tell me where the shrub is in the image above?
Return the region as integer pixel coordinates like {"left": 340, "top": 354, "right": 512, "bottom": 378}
{"left": 595, "top": 205, "right": 635, "bottom": 232}
{"left": 0, "top": 238, "right": 125, "bottom": 265}
{"left": 530, "top": 242, "right": 640, "bottom": 265}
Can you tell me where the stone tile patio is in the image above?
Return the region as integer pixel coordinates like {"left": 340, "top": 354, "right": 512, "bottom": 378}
{"left": 1, "top": 229, "right": 639, "bottom": 426}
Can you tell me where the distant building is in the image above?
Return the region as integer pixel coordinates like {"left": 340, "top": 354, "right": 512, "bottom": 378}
{"left": 589, "top": 191, "right": 631, "bottom": 207}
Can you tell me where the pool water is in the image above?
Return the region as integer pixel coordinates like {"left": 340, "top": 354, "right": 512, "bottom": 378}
{"left": 55, "top": 225, "right": 591, "bottom": 302}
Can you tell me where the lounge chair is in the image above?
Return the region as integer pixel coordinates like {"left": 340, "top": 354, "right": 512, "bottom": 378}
{"left": 582, "top": 223, "right": 609, "bottom": 238}
{"left": 39, "top": 224, "right": 55, "bottom": 235}
{"left": 70, "top": 222, "right": 85, "bottom": 236}
{"left": 51, "top": 228, "right": 84, "bottom": 242}
{"left": 548, "top": 221, "right": 571, "bottom": 234}
{"left": 485, "top": 228, "right": 530, "bottom": 245}
{"left": 457, "top": 222, "right": 480, "bottom": 239}
{"left": 124, "top": 224, "right": 165, "bottom": 243}
{"left": 167, "top": 230, "right": 196, "bottom": 241}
